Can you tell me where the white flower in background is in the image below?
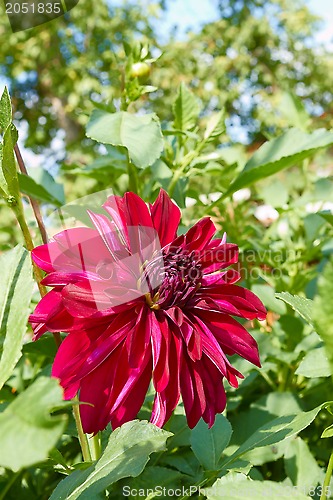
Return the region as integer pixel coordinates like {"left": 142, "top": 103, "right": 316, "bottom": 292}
{"left": 199, "top": 192, "right": 221, "bottom": 205}
{"left": 277, "top": 219, "right": 289, "bottom": 238}
{"left": 185, "top": 197, "right": 197, "bottom": 208}
{"left": 254, "top": 205, "right": 279, "bottom": 225}
{"left": 305, "top": 201, "right": 333, "bottom": 213}
{"left": 232, "top": 188, "right": 251, "bottom": 203}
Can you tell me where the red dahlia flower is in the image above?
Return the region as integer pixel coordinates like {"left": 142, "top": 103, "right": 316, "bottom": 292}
{"left": 29, "top": 190, "right": 266, "bottom": 433}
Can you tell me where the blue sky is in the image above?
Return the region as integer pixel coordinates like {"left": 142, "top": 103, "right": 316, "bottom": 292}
{"left": 156, "top": 0, "right": 333, "bottom": 48}
{"left": 1, "top": 0, "right": 332, "bottom": 166}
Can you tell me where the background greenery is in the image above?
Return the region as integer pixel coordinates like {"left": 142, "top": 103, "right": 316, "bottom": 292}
{"left": 0, "top": 0, "right": 333, "bottom": 498}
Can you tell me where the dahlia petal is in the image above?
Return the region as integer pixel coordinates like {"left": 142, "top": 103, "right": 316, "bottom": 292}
{"left": 200, "top": 284, "right": 267, "bottom": 320}
{"left": 192, "top": 297, "right": 243, "bottom": 317}
{"left": 151, "top": 329, "right": 182, "bottom": 427}
{"left": 188, "top": 312, "right": 243, "bottom": 387}
{"left": 200, "top": 359, "right": 226, "bottom": 427}
{"left": 61, "top": 281, "right": 143, "bottom": 318}
{"left": 150, "top": 189, "right": 181, "bottom": 247}
{"left": 184, "top": 217, "right": 216, "bottom": 252}
{"left": 110, "top": 353, "right": 152, "bottom": 429}
{"left": 31, "top": 242, "right": 60, "bottom": 273}
{"left": 108, "top": 345, "right": 151, "bottom": 415}
{"left": 193, "top": 309, "right": 261, "bottom": 367}
{"left": 52, "top": 227, "right": 111, "bottom": 270}
{"left": 150, "top": 311, "right": 171, "bottom": 392}
{"left": 180, "top": 318, "right": 202, "bottom": 362}
{"left": 29, "top": 290, "right": 63, "bottom": 340}
{"left": 70, "top": 314, "right": 136, "bottom": 383}
{"left": 126, "top": 306, "right": 150, "bottom": 368}
{"left": 41, "top": 271, "right": 100, "bottom": 287}
{"left": 103, "top": 195, "right": 130, "bottom": 248}
{"left": 124, "top": 192, "right": 154, "bottom": 228}
{"left": 52, "top": 329, "right": 92, "bottom": 389}
{"left": 79, "top": 354, "right": 118, "bottom": 434}
{"left": 87, "top": 210, "right": 129, "bottom": 261}
{"left": 180, "top": 356, "right": 206, "bottom": 428}
{"left": 29, "top": 290, "right": 63, "bottom": 323}
{"left": 201, "top": 269, "right": 241, "bottom": 286}
{"left": 199, "top": 243, "right": 239, "bottom": 273}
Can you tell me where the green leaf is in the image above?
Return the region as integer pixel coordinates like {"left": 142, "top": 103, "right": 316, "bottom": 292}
{"left": 190, "top": 415, "right": 232, "bottom": 470}
{"left": 318, "top": 212, "right": 333, "bottom": 227}
{"left": 0, "top": 377, "right": 68, "bottom": 471}
{"left": 173, "top": 82, "right": 201, "bottom": 132}
{"left": 224, "top": 128, "right": 333, "bottom": 197}
{"left": 295, "top": 347, "right": 331, "bottom": 378}
{"left": 252, "top": 285, "right": 287, "bottom": 315}
{"left": 221, "top": 403, "right": 328, "bottom": 470}
{"left": 1, "top": 123, "right": 19, "bottom": 199}
{"left": 124, "top": 466, "right": 182, "bottom": 500}
{"left": 278, "top": 91, "right": 310, "bottom": 131}
{"left": 18, "top": 167, "right": 65, "bottom": 206}
{"left": 284, "top": 437, "right": 323, "bottom": 492}
{"left": 0, "top": 87, "right": 12, "bottom": 132}
{"left": 275, "top": 292, "right": 313, "bottom": 326}
{"left": 204, "top": 111, "right": 225, "bottom": 141}
{"left": 86, "top": 110, "right": 164, "bottom": 168}
{"left": 0, "top": 245, "right": 33, "bottom": 390}
{"left": 313, "top": 260, "right": 333, "bottom": 380}
{"left": 50, "top": 420, "right": 172, "bottom": 500}
{"left": 321, "top": 423, "right": 333, "bottom": 438}
{"left": 205, "top": 476, "right": 310, "bottom": 499}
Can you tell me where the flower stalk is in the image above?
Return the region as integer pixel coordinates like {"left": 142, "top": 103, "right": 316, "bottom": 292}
{"left": 73, "top": 402, "right": 92, "bottom": 462}
{"left": 320, "top": 448, "right": 333, "bottom": 500}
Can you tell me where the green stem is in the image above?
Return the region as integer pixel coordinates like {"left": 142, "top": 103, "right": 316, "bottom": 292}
{"left": 320, "top": 449, "right": 333, "bottom": 500}
{"left": 73, "top": 402, "right": 92, "bottom": 462}
{"left": 14, "top": 204, "right": 62, "bottom": 348}
{"left": 127, "top": 160, "right": 139, "bottom": 194}
{"left": 89, "top": 432, "right": 102, "bottom": 461}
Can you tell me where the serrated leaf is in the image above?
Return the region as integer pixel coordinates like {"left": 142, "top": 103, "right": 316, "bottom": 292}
{"left": 190, "top": 414, "right": 232, "bottom": 470}
{"left": 205, "top": 477, "right": 310, "bottom": 499}
{"left": 86, "top": 110, "right": 163, "bottom": 168}
{"left": 173, "top": 82, "right": 201, "bottom": 132}
{"left": 0, "top": 87, "right": 12, "bottom": 132}
{"left": 204, "top": 111, "right": 225, "bottom": 140}
{"left": 295, "top": 347, "right": 331, "bottom": 378}
{"left": 313, "top": 260, "right": 333, "bottom": 380}
{"left": 275, "top": 292, "right": 313, "bottom": 326}
{"left": 223, "top": 128, "right": 333, "bottom": 197}
{"left": 221, "top": 403, "right": 328, "bottom": 471}
{"left": 0, "top": 377, "right": 67, "bottom": 471}
{"left": 2, "top": 123, "right": 19, "bottom": 198}
{"left": 50, "top": 420, "right": 172, "bottom": 500}
{"left": 0, "top": 245, "right": 33, "bottom": 390}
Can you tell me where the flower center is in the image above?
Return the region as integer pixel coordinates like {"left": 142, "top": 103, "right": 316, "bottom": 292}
{"left": 144, "top": 249, "right": 202, "bottom": 309}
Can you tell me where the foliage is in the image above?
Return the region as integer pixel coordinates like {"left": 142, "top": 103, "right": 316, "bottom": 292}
{"left": 0, "top": 1, "right": 333, "bottom": 498}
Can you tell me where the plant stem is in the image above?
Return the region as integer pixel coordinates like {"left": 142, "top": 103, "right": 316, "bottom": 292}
{"left": 12, "top": 145, "right": 62, "bottom": 348}
{"left": 73, "top": 402, "right": 92, "bottom": 462}
{"left": 320, "top": 449, "right": 333, "bottom": 500}
{"left": 89, "top": 432, "right": 102, "bottom": 461}
{"left": 14, "top": 144, "right": 48, "bottom": 244}
{"left": 127, "top": 159, "right": 139, "bottom": 194}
